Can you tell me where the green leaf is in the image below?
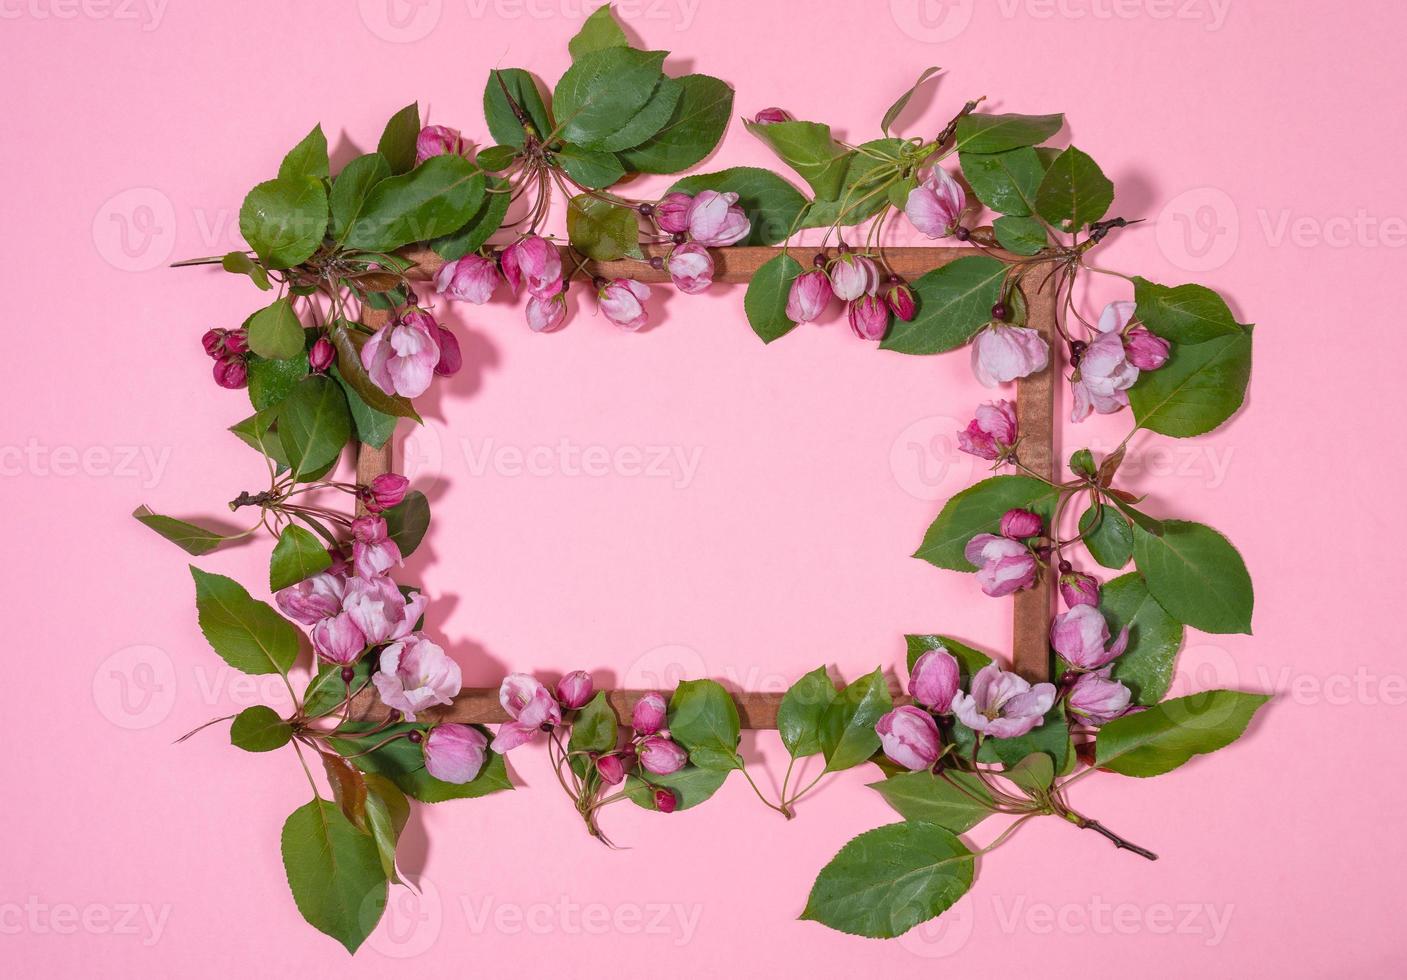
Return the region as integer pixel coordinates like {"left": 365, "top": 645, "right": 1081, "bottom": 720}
{"left": 959, "top": 146, "right": 1045, "bottom": 216}
{"left": 668, "top": 679, "right": 742, "bottom": 771}
{"left": 239, "top": 176, "right": 328, "bottom": 270}
{"left": 221, "top": 251, "right": 271, "bottom": 290}
{"left": 881, "top": 66, "right": 941, "bottom": 135}
{"left": 744, "top": 252, "right": 802, "bottom": 343}
{"left": 624, "top": 765, "right": 729, "bottom": 811}
{"left": 246, "top": 297, "right": 305, "bottom": 360}
{"left": 327, "top": 322, "right": 420, "bottom": 422}
{"left": 993, "top": 214, "right": 1049, "bottom": 255}
{"left": 869, "top": 771, "right": 995, "bottom": 832}
{"left": 230, "top": 704, "right": 293, "bottom": 752}
{"left": 484, "top": 69, "right": 553, "bottom": 147}
{"left": 555, "top": 144, "right": 626, "bottom": 189}
{"left": 904, "top": 635, "right": 991, "bottom": 677}
{"left": 777, "top": 667, "right": 837, "bottom": 759}
{"left": 330, "top": 723, "right": 512, "bottom": 803}
{"left": 304, "top": 660, "right": 371, "bottom": 719}
{"left": 913, "top": 475, "right": 1058, "bottom": 570}
{"left": 331, "top": 367, "right": 397, "bottom": 449}
{"left": 820, "top": 669, "right": 892, "bottom": 773}
{"left": 1129, "top": 328, "right": 1253, "bottom": 437}
{"left": 798, "top": 138, "right": 904, "bottom": 229}
{"left": 1099, "top": 572, "right": 1184, "bottom": 705}
{"left": 568, "top": 4, "right": 628, "bottom": 58}
{"left": 616, "top": 73, "right": 733, "bottom": 175}
{"left": 190, "top": 566, "right": 300, "bottom": 675}
{"left": 280, "top": 799, "right": 387, "bottom": 953}
{"left": 1133, "top": 520, "right": 1253, "bottom": 634}
{"left": 743, "top": 118, "right": 853, "bottom": 200}
{"left": 668, "top": 167, "right": 807, "bottom": 245}
{"left": 429, "top": 174, "right": 511, "bottom": 262}
{"left": 954, "top": 112, "right": 1064, "bottom": 153}
{"left": 591, "top": 75, "right": 682, "bottom": 153}
{"left": 566, "top": 194, "right": 641, "bottom": 261}
{"left": 1035, "top": 145, "right": 1113, "bottom": 232}
{"left": 880, "top": 255, "right": 1007, "bottom": 355}
{"left": 1111, "top": 495, "right": 1164, "bottom": 537}
{"left": 1079, "top": 504, "right": 1133, "bottom": 569}
{"left": 568, "top": 692, "right": 619, "bottom": 756}
{"left": 361, "top": 774, "right": 409, "bottom": 884}
{"left": 553, "top": 47, "right": 666, "bottom": 148}
{"left": 329, "top": 152, "right": 391, "bottom": 243}
{"left": 1131, "top": 277, "right": 1246, "bottom": 344}
{"left": 381, "top": 490, "right": 430, "bottom": 558}
{"left": 247, "top": 350, "right": 309, "bottom": 411}
{"left": 279, "top": 124, "right": 329, "bottom": 181}
{"left": 801, "top": 822, "right": 975, "bottom": 938}
{"left": 1005, "top": 752, "right": 1054, "bottom": 795}
{"left": 476, "top": 145, "right": 519, "bottom": 172}
{"left": 377, "top": 102, "right": 420, "bottom": 175}
{"left": 269, "top": 524, "right": 332, "bottom": 592}
{"left": 229, "top": 407, "right": 290, "bottom": 468}
{"left": 1095, "top": 690, "right": 1270, "bottom": 777}
{"left": 344, "top": 155, "right": 485, "bottom": 251}
{"left": 277, "top": 375, "right": 352, "bottom": 478}
{"left": 132, "top": 506, "right": 230, "bottom": 556}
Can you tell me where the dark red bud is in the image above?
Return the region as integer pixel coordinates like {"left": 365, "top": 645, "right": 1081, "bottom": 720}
{"left": 309, "top": 336, "right": 335, "bottom": 373}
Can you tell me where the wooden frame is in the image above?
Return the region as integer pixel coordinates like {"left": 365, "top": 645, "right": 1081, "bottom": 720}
{"left": 351, "top": 244, "right": 1055, "bottom": 729}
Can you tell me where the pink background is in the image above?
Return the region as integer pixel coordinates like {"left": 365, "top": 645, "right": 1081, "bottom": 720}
{"left": 3, "top": 0, "right": 1402, "bottom": 974}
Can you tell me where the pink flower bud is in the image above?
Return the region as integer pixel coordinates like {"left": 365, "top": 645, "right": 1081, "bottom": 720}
{"left": 364, "top": 473, "right": 410, "bottom": 513}
{"left": 596, "top": 754, "right": 626, "bottom": 785}
{"left": 885, "top": 282, "right": 916, "bottom": 321}
{"left": 847, "top": 295, "right": 890, "bottom": 341}
{"left": 632, "top": 692, "right": 667, "bottom": 735}
{"left": 212, "top": 356, "right": 248, "bottom": 389}
{"left": 1050, "top": 605, "right": 1129, "bottom": 670}
{"left": 434, "top": 253, "right": 500, "bottom": 305}
{"left": 654, "top": 192, "right": 694, "bottom": 234}
{"left": 1065, "top": 667, "right": 1132, "bottom": 726}
{"left": 309, "top": 336, "right": 335, "bottom": 373}
{"left": 310, "top": 612, "right": 367, "bottom": 665}
{"left": 667, "top": 242, "right": 714, "bottom": 294}
{"left": 1125, "top": 326, "right": 1170, "bottom": 371}
{"left": 555, "top": 670, "right": 595, "bottom": 709}
{"left": 909, "top": 648, "right": 960, "bottom": 711}
{"left": 351, "top": 515, "right": 402, "bottom": 579}
{"left": 434, "top": 325, "right": 462, "bottom": 377}
{"left": 201, "top": 328, "right": 228, "bottom": 358}
{"left": 1000, "top": 508, "right": 1044, "bottom": 540}
{"left": 752, "top": 107, "right": 792, "bottom": 124}
{"left": 685, "top": 190, "right": 750, "bottom": 247}
{"left": 957, "top": 400, "right": 1018, "bottom": 460}
{"left": 276, "top": 570, "right": 345, "bottom": 625}
{"left": 415, "top": 125, "right": 468, "bottom": 165}
{"left": 224, "top": 328, "right": 249, "bottom": 355}
{"left": 785, "top": 269, "right": 833, "bottom": 324}
{"left": 905, "top": 167, "right": 965, "bottom": 239}
{"left": 828, "top": 253, "right": 880, "bottom": 301}
{"left": 501, "top": 235, "right": 563, "bottom": 300}
{"left": 1059, "top": 571, "right": 1101, "bottom": 608}
{"left": 424, "top": 723, "right": 488, "bottom": 783}
{"left": 597, "top": 278, "right": 651, "bottom": 332}
{"left": 639, "top": 735, "right": 688, "bottom": 775}
{"left": 526, "top": 292, "right": 568, "bottom": 333}
{"left": 654, "top": 787, "right": 678, "bottom": 813}
{"left": 876, "top": 706, "right": 941, "bottom": 771}
{"left": 964, "top": 534, "right": 1038, "bottom": 597}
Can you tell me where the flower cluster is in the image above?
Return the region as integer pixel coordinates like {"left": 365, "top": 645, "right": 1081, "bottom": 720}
{"left": 200, "top": 326, "right": 250, "bottom": 389}
{"left": 1068, "top": 301, "right": 1170, "bottom": 423}
{"left": 361, "top": 308, "right": 462, "bottom": 399}
{"left": 784, "top": 249, "right": 917, "bottom": 341}
{"left": 965, "top": 507, "right": 1045, "bottom": 597}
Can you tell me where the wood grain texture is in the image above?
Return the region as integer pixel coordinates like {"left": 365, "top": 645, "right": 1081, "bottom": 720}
{"left": 352, "top": 244, "right": 1056, "bottom": 722}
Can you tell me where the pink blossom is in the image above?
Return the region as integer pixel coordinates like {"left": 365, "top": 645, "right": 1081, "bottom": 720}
{"left": 1000, "top": 508, "right": 1043, "bottom": 540}
{"left": 276, "top": 570, "right": 345, "bottom": 625}
{"left": 885, "top": 281, "right": 917, "bottom": 321}
{"left": 434, "top": 254, "right": 499, "bottom": 305}
{"left": 876, "top": 706, "right": 941, "bottom": 771}
{"left": 639, "top": 735, "right": 688, "bottom": 775}
{"left": 555, "top": 670, "right": 595, "bottom": 710}
{"left": 1050, "top": 604, "right": 1129, "bottom": 670}
{"left": 342, "top": 575, "right": 425, "bottom": 646}
{"left": 848, "top": 295, "right": 890, "bottom": 341}
{"left": 372, "top": 633, "right": 460, "bottom": 721}
{"left": 654, "top": 192, "right": 693, "bottom": 234}
{"left": 964, "top": 534, "right": 1038, "bottom": 597}
{"left": 951, "top": 664, "right": 1057, "bottom": 739}
{"left": 213, "top": 357, "right": 248, "bottom": 389}
{"left": 491, "top": 673, "right": 562, "bottom": 752}
{"left": 785, "top": 269, "right": 833, "bottom": 323}
{"left": 362, "top": 473, "right": 409, "bottom": 513}
{"left": 597, "top": 278, "right": 651, "bottom": 331}
{"left": 596, "top": 754, "right": 626, "bottom": 785}
{"left": 1125, "top": 326, "right": 1170, "bottom": 371}
{"left": 654, "top": 788, "right": 678, "bottom": 813}
{"left": 361, "top": 310, "right": 441, "bottom": 398}
{"left": 434, "top": 326, "right": 461, "bottom": 377}
{"left": 310, "top": 612, "right": 366, "bottom": 665}
{"left": 424, "top": 723, "right": 488, "bottom": 783}
{"left": 972, "top": 324, "right": 1050, "bottom": 388}
{"left": 957, "top": 400, "right": 1018, "bottom": 460}
{"left": 1059, "top": 570, "right": 1101, "bottom": 608}
{"left": 309, "top": 336, "right": 335, "bottom": 373}
{"left": 752, "top": 107, "right": 792, "bottom": 124}
{"left": 685, "top": 190, "right": 750, "bottom": 246}
{"left": 1071, "top": 301, "right": 1140, "bottom": 423}
{"left": 525, "top": 292, "right": 568, "bottom": 333}
{"left": 1066, "top": 667, "right": 1132, "bottom": 725}
{"left": 667, "top": 243, "right": 714, "bottom": 294}
{"left": 415, "top": 125, "right": 467, "bottom": 165}
{"left": 351, "top": 515, "right": 401, "bottom": 580}
{"left": 632, "top": 692, "right": 667, "bottom": 735}
{"left": 910, "top": 648, "right": 960, "bottom": 711}
{"left": 905, "top": 167, "right": 965, "bottom": 238}
{"left": 501, "top": 235, "right": 563, "bottom": 299}
{"left": 828, "top": 253, "right": 880, "bottom": 301}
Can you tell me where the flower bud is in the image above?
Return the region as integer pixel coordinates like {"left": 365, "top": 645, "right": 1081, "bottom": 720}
{"left": 501, "top": 235, "right": 563, "bottom": 299}
{"left": 653, "top": 787, "right": 678, "bottom": 813}
{"left": 434, "top": 253, "right": 500, "bottom": 305}
{"left": 667, "top": 242, "right": 714, "bottom": 294}
{"left": 905, "top": 167, "right": 965, "bottom": 238}
{"left": 212, "top": 356, "right": 247, "bottom": 389}
{"left": 785, "top": 270, "right": 833, "bottom": 324}
{"left": 828, "top": 253, "right": 880, "bottom": 302}
{"left": 223, "top": 328, "right": 249, "bottom": 355}
{"left": 309, "top": 336, "right": 335, "bottom": 373}
{"left": 957, "top": 400, "right": 1018, "bottom": 461}
{"left": 685, "top": 190, "right": 750, "bottom": 246}
{"left": 555, "top": 670, "right": 595, "bottom": 710}
{"left": 423, "top": 724, "right": 488, "bottom": 783}
{"left": 201, "top": 328, "right": 228, "bottom": 358}
{"left": 909, "top": 648, "right": 959, "bottom": 711}
{"left": 632, "top": 692, "right": 667, "bottom": 735}
{"left": 752, "top": 107, "right": 792, "bottom": 124}
{"left": 654, "top": 192, "right": 694, "bottom": 234}
{"left": 1000, "top": 508, "right": 1044, "bottom": 540}
{"left": 875, "top": 706, "right": 941, "bottom": 771}
{"left": 1050, "top": 605, "right": 1128, "bottom": 669}
{"left": 310, "top": 613, "right": 367, "bottom": 666}
{"left": 415, "top": 125, "right": 467, "bottom": 165}
{"left": 596, "top": 753, "right": 626, "bottom": 785}
{"left": 434, "top": 325, "right": 462, "bottom": 376}
{"left": 1059, "top": 570, "right": 1101, "bottom": 608}
{"left": 847, "top": 295, "right": 890, "bottom": 341}
{"left": 885, "top": 282, "right": 917, "bottom": 322}
{"left": 526, "top": 292, "right": 568, "bottom": 333}
{"left": 1065, "top": 667, "right": 1132, "bottom": 725}
{"left": 364, "top": 473, "right": 410, "bottom": 513}
{"left": 1125, "top": 326, "right": 1170, "bottom": 371}
{"left": 598, "top": 278, "right": 651, "bottom": 332}
{"left": 639, "top": 735, "right": 688, "bottom": 775}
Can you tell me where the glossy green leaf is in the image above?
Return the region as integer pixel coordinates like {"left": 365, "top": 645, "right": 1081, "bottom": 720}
{"left": 1079, "top": 504, "right": 1133, "bottom": 569}
{"left": 377, "top": 103, "right": 420, "bottom": 174}
{"left": 566, "top": 194, "right": 640, "bottom": 261}
{"left": 567, "top": 4, "right": 627, "bottom": 58}
{"left": 239, "top": 176, "right": 328, "bottom": 270}
{"left": 590, "top": 75, "right": 681, "bottom": 153}
{"left": 554, "top": 144, "right": 626, "bottom": 189}
{"left": 668, "top": 167, "right": 807, "bottom": 245}
{"left": 381, "top": 490, "right": 429, "bottom": 558}
{"left": 616, "top": 74, "right": 733, "bottom": 175}
{"left": 303, "top": 660, "right": 371, "bottom": 719}
{"left": 668, "top": 679, "right": 742, "bottom": 770}
{"left": 624, "top": 765, "right": 730, "bottom": 811}
{"left": 743, "top": 118, "right": 852, "bottom": 200}
{"left": 279, "top": 124, "right": 329, "bottom": 181}
{"left": 744, "top": 252, "right": 802, "bottom": 343}
{"left": 568, "top": 692, "right": 619, "bottom": 756}
{"left": 881, "top": 66, "right": 941, "bottom": 135}
{"left": 247, "top": 350, "right": 309, "bottom": 411}
{"left": 190, "top": 566, "right": 300, "bottom": 675}
{"left": 246, "top": 297, "right": 305, "bottom": 360}
{"left": 880, "top": 255, "right": 1007, "bottom": 355}
{"left": 344, "top": 155, "right": 485, "bottom": 251}
{"left": 281, "top": 799, "right": 387, "bottom": 954}
{"left": 1132, "top": 277, "right": 1246, "bottom": 344}
{"left": 483, "top": 69, "right": 553, "bottom": 147}
{"left": 331, "top": 368, "right": 397, "bottom": 449}
{"left": 132, "top": 506, "right": 231, "bottom": 556}
{"left": 960, "top": 146, "right": 1045, "bottom": 216}
{"left": 799, "top": 138, "right": 904, "bottom": 229}
{"left": 1099, "top": 572, "right": 1184, "bottom": 704}
{"left": 1129, "top": 328, "right": 1253, "bottom": 437}
{"left": 330, "top": 723, "right": 512, "bottom": 803}
{"left": 993, "top": 214, "right": 1049, "bottom": 255}
{"left": 269, "top": 524, "right": 332, "bottom": 592}
{"left": 1095, "top": 690, "right": 1270, "bottom": 776}
{"left": 1133, "top": 520, "right": 1253, "bottom": 634}
{"left": 914, "top": 475, "right": 1058, "bottom": 570}
{"left": 329, "top": 153, "right": 391, "bottom": 243}
{"left": 869, "top": 771, "right": 995, "bottom": 832}
{"left": 1035, "top": 145, "right": 1113, "bottom": 232}
{"left": 230, "top": 704, "right": 293, "bottom": 752}
{"left": 221, "top": 251, "right": 272, "bottom": 290}
{"left": 954, "top": 112, "right": 1064, "bottom": 153}
{"left": 277, "top": 375, "right": 351, "bottom": 478}
{"left": 429, "top": 174, "right": 511, "bottom": 262}
{"left": 820, "top": 669, "right": 892, "bottom": 773}
{"left": 1005, "top": 752, "right": 1054, "bottom": 795}
{"left": 361, "top": 774, "right": 409, "bottom": 884}
{"left": 777, "top": 666, "right": 837, "bottom": 759}
{"left": 553, "top": 47, "right": 666, "bottom": 148}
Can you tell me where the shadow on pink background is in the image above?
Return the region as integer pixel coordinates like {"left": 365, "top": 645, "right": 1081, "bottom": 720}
{"left": 2, "top": 0, "right": 1402, "bottom": 975}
